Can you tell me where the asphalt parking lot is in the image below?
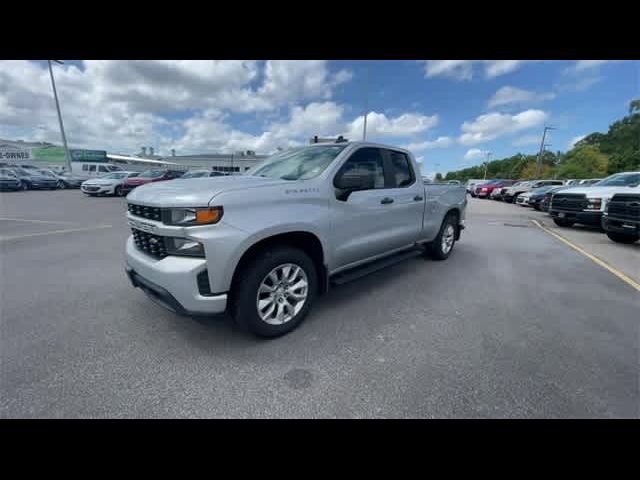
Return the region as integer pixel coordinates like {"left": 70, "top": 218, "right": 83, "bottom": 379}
{"left": 1, "top": 190, "right": 638, "bottom": 418}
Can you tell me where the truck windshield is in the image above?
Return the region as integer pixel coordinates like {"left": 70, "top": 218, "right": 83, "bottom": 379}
{"left": 593, "top": 173, "right": 640, "bottom": 187}
{"left": 247, "top": 145, "right": 347, "bottom": 180}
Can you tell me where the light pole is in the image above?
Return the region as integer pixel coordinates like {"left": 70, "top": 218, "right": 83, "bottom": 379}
{"left": 362, "top": 63, "right": 370, "bottom": 140}
{"left": 535, "top": 126, "right": 555, "bottom": 178}
{"left": 47, "top": 60, "right": 72, "bottom": 173}
{"left": 483, "top": 151, "right": 492, "bottom": 179}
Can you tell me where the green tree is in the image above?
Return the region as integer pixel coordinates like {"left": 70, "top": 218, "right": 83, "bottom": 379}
{"left": 435, "top": 173, "right": 443, "bottom": 181}
{"left": 555, "top": 145, "right": 609, "bottom": 178}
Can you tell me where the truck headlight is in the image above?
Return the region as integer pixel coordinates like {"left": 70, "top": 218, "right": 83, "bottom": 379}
{"left": 165, "top": 238, "right": 205, "bottom": 257}
{"left": 166, "top": 207, "right": 223, "bottom": 226}
{"left": 586, "top": 198, "right": 602, "bottom": 210}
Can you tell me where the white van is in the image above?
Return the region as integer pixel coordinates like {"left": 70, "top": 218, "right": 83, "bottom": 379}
{"left": 71, "top": 162, "right": 124, "bottom": 177}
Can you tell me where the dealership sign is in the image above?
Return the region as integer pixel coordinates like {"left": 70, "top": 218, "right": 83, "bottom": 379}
{"left": 31, "top": 147, "right": 108, "bottom": 163}
{"left": 0, "top": 147, "right": 32, "bottom": 161}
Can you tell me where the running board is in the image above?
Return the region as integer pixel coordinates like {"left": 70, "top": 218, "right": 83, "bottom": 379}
{"left": 330, "top": 247, "right": 424, "bottom": 286}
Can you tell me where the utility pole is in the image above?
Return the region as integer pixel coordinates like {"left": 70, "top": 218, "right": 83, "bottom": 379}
{"left": 363, "top": 63, "right": 370, "bottom": 141}
{"left": 483, "top": 151, "right": 492, "bottom": 179}
{"left": 47, "top": 60, "right": 72, "bottom": 173}
{"left": 535, "top": 126, "right": 555, "bottom": 178}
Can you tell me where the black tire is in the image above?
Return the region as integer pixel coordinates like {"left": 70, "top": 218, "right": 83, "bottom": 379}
{"left": 553, "top": 218, "right": 575, "bottom": 227}
{"left": 115, "top": 186, "right": 123, "bottom": 196}
{"left": 427, "top": 212, "right": 458, "bottom": 261}
{"left": 230, "top": 246, "right": 317, "bottom": 338}
{"left": 606, "top": 231, "right": 639, "bottom": 244}
{"left": 20, "top": 181, "right": 29, "bottom": 190}
{"left": 58, "top": 180, "right": 66, "bottom": 189}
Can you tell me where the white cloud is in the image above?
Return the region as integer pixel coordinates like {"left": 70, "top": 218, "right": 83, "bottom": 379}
{"left": 424, "top": 60, "right": 534, "bottom": 81}
{"left": 572, "top": 60, "right": 609, "bottom": 72}
{"left": 458, "top": 109, "right": 548, "bottom": 145}
{"left": 0, "top": 60, "right": 354, "bottom": 154}
{"left": 345, "top": 111, "right": 438, "bottom": 139}
{"left": 488, "top": 86, "right": 556, "bottom": 108}
{"left": 405, "top": 136, "right": 453, "bottom": 152}
{"left": 568, "top": 134, "right": 586, "bottom": 149}
{"left": 484, "top": 60, "right": 525, "bottom": 79}
{"left": 464, "top": 148, "right": 486, "bottom": 160}
{"left": 424, "top": 60, "right": 474, "bottom": 81}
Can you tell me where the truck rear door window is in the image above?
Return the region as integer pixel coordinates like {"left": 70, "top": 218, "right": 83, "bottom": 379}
{"left": 387, "top": 151, "right": 415, "bottom": 187}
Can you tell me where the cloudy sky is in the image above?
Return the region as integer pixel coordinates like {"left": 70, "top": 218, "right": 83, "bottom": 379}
{"left": 0, "top": 60, "right": 637, "bottom": 176}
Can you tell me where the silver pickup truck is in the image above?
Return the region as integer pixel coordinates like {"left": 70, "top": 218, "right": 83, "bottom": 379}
{"left": 125, "top": 141, "right": 467, "bottom": 337}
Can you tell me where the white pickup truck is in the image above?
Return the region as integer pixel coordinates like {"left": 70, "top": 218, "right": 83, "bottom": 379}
{"left": 124, "top": 141, "right": 468, "bottom": 337}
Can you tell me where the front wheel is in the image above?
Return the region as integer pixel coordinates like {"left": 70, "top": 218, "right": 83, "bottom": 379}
{"left": 57, "top": 180, "right": 66, "bottom": 189}
{"left": 115, "top": 186, "right": 123, "bottom": 196}
{"left": 606, "top": 231, "right": 639, "bottom": 244}
{"left": 553, "top": 218, "right": 575, "bottom": 227}
{"left": 231, "top": 246, "right": 317, "bottom": 338}
{"left": 20, "top": 181, "right": 29, "bottom": 190}
{"left": 427, "top": 213, "right": 458, "bottom": 261}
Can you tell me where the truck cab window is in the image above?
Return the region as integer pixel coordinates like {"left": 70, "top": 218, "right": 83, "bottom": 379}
{"left": 334, "top": 148, "right": 385, "bottom": 190}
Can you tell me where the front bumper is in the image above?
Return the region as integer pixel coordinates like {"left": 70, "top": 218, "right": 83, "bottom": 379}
{"left": 0, "top": 181, "right": 21, "bottom": 190}
{"left": 549, "top": 209, "right": 603, "bottom": 225}
{"left": 81, "top": 184, "right": 114, "bottom": 194}
{"left": 602, "top": 215, "right": 640, "bottom": 235}
{"left": 125, "top": 236, "right": 227, "bottom": 316}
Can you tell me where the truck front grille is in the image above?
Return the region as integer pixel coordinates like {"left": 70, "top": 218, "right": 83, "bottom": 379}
{"left": 131, "top": 228, "right": 168, "bottom": 259}
{"left": 128, "top": 203, "right": 163, "bottom": 221}
{"left": 607, "top": 195, "right": 640, "bottom": 221}
{"left": 551, "top": 193, "right": 588, "bottom": 212}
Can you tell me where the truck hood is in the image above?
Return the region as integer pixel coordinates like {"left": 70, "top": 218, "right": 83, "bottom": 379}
{"left": 126, "top": 175, "right": 289, "bottom": 207}
{"left": 556, "top": 186, "right": 638, "bottom": 197}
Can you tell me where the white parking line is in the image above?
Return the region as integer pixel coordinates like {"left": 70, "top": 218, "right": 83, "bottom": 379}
{"left": 0, "top": 217, "right": 75, "bottom": 225}
{"left": 0, "top": 224, "right": 113, "bottom": 241}
{"left": 531, "top": 219, "right": 640, "bottom": 293}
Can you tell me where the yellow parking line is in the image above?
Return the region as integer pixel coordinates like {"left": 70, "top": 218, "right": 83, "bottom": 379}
{"left": 531, "top": 219, "right": 640, "bottom": 293}
{"left": 0, "top": 217, "right": 75, "bottom": 225}
{"left": 0, "top": 224, "right": 112, "bottom": 241}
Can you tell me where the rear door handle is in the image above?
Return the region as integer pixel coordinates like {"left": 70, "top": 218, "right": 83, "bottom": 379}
{"left": 414, "top": 195, "right": 423, "bottom": 201}
{"left": 380, "top": 197, "right": 394, "bottom": 205}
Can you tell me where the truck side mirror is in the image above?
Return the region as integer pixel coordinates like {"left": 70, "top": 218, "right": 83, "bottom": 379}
{"left": 334, "top": 171, "right": 374, "bottom": 201}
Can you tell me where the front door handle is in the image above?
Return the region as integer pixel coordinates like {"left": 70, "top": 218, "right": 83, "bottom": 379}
{"left": 380, "top": 197, "right": 394, "bottom": 205}
{"left": 414, "top": 195, "right": 423, "bottom": 201}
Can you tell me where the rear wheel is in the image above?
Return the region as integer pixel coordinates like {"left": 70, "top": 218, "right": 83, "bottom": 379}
{"left": 606, "top": 231, "right": 639, "bottom": 244}
{"left": 553, "top": 218, "right": 575, "bottom": 227}
{"left": 20, "top": 181, "right": 29, "bottom": 190}
{"left": 427, "top": 213, "right": 458, "bottom": 261}
{"left": 57, "top": 180, "right": 66, "bottom": 189}
{"left": 231, "top": 246, "right": 317, "bottom": 338}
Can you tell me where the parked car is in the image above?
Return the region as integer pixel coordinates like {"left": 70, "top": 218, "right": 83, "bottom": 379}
{"left": 475, "top": 179, "right": 516, "bottom": 199}
{"left": 525, "top": 185, "right": 563, "bottom": 210}
{"left": 121, "top": 169, "right": 184, "bottom": 195}
{"left": 179, "top": 170, "right": 226, "bottom": 179}
{"left": 37, "top": 168, "right": 87, "bottom": 189}
{"left": 503, "top": 179, "right": 564, "bottom": 203}
{"left": 466, "top": 179, "right": 485, "bottom": 195}
{"left": 540, "top": 186, "right": 568, "bottom": 212}
{"left": 577, "top": 178, "right": 603, "bottom": 186}
{"left": 81, "top": 171, "right": 140, "bottom": 196}
{"left": 447, "top": 180, "right": 461, "bottom": 185}
{"left": 549, "top": 172, "right": 640, "bottom": 228}
{"left": 516, "top": 191, "right": 533, "bottom": 206}
{"left": 125, "top": 141, "right": 468, "bottom": 337}
{"left": 4, "top": 167, "right": 58, "bottom": 190}
{"left": 601, "top": 190, "right": 640, "bottom": 244}
{"left": 0, "top": 168, "right": 22, "bottom": 191}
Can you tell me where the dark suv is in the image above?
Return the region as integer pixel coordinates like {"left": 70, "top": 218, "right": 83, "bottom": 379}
{"left": 121, "top": 169, "right": 184, "bottom": 195}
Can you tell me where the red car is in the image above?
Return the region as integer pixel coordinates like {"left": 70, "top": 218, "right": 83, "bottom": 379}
{"left": 121, "top": 169, "right": 184, "bottom": 195}
{"left": 474, "top": 180, "right": 516, "bottom": 198}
